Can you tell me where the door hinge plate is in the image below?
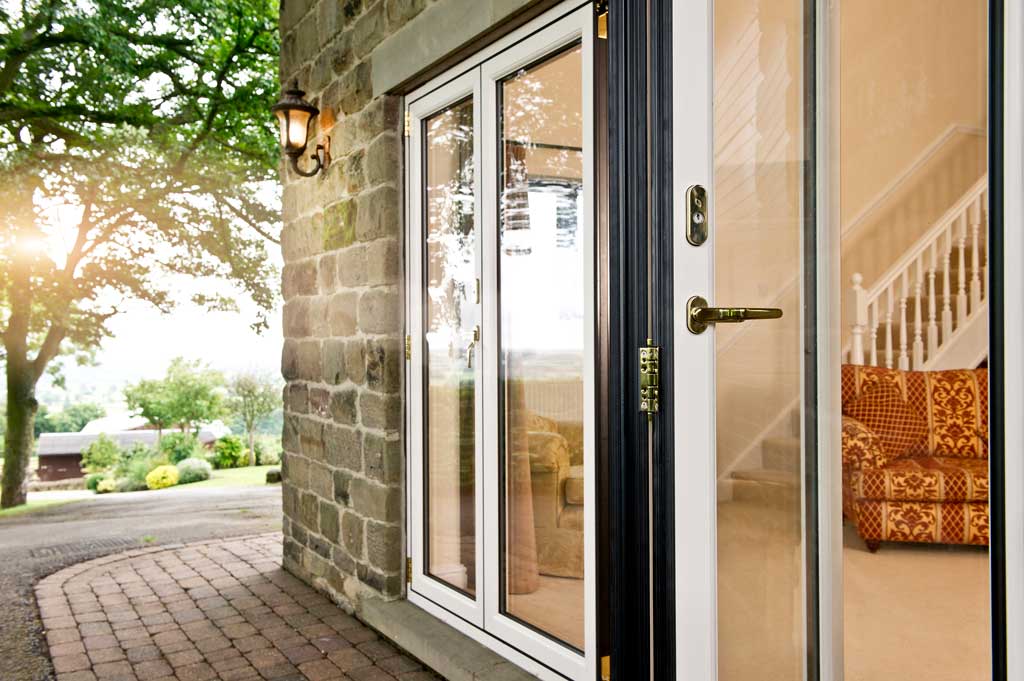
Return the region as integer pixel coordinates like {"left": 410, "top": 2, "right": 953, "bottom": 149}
{"left": 596, "top": 0, "right": 608, "bottom": 39}
{"left": 639, "top": 340, "right": 660, "bottom": 420}
{"left": 404, "top": 110, "right": 411, "bottom": 137}
{"left": 406, "top": 556, "right": 413, "bottom": 584}
{"left": 601, "top": 655, "right": 611, "bottom": 681}
{"left": 405, "top": 335, "right": 412, "bottom": 360}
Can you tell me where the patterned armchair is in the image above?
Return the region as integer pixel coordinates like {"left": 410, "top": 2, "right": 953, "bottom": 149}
{"left": 841, "top": 365, "right": 989, "bottom": 551}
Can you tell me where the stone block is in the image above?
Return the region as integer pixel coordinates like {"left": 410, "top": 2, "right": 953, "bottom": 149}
{"left": 325, "top": 424, "right": 362, "bottom": 471}
{"left": 322, "top": 338, "right": 347, "bottom": 384}
{"left": 350, "top": 3, "right": 385, "bottom": 59}
{"left": 282, "top": 0, "right": 317, "bottom": 34}
{"left": 337, "top": 244, "right": 368, "bottom": 287}
{"left": 283, "top": 452, "right": 310, "bottom": 489}
{"left": 364, "top": 238, "right": 399, "bottom": 285}
{"left": 357, "top": 288, "right": 400, "bottom": 334}
{"left": 358, "top": 391, "right": 402, "bottom": 430}
{"left": 336, "top": 61, "right": 373, "bottom": 116}
{"left": 283, "top": 261, "right": 318, "bottom": 298}
{"left": 309, "top": 534, "right": 333, "bottom": 560}
{"left": 356, "top": 564, "right": 401, "bottom": 598}
{"left": 309, "top": 387, "right": 331, "bottom": 419}
{"left": 355, "top": 186, "right": 400, "bottom": 242}
{"left": 340, "top": 510, "right": 365, "bottom": 558}
{"left": 329, "top": 292, "right": 359, "bottom": 337}
{"left": 296, "top": 340, "right": 323, "bottom": 381}
{"left": 282, "top": 481, "right": 300, "bottom": 518}
{"left": 318, "top": 0, "right": 341, "bottom": 46}
{"left": 310, "top": 463, "right": 334, "bottom": 500}
{"left": 365, "top": 337, "right": 400, "bottom": 392}
{"left": 364, "top": 134, "right": 400, "bottom": 187}
{"left": 285, "top": 383, "right": 309, "bottom": 414}
{"left": 300, "top": 492, "right": 321, "bottom": 532}
{"left": 323, "top": 199, "right": 358, "bottom": 251}
{"left": 283, "top": 413, "right": 301, "bottom": 452}
{"left": 340, "top": 148, "right": 365, "bottom": 195}
{"left": 308, "top": 296, "right": 331, "bottom": 338}
{"left": 363, "top": 433, "right": 402, "bottom": 485}
{"left": 282, "top": 340, "right": 300, "bottom": 381}
{"left": 349, "top": 478, "right": 401, "bottom": 522}
{"left": 283, "top": 298, "right": 312, "bottom": 338}
{"left": 333, "top": 469, "right": 353, "bottom": 506}
{"left": 318, "top": 253, "right": 339, "bottom": 294}
{"left": 333, "top": 547, "right": 357, "bottom": 576}
{"left": 385, "top": 0, "right": 426, "bottom": 29}
{"left": 329, "top": 388, "right": 359, "bottom": 426}
{"left": 331, "top": 30, "right": 355, "bottom": 76}
{"left": 365, "top": 521, "right": 402, "bottom": 572}
{"left": 319, "top": 500, "right": 341, "bottom": 544}
{"left": 358, "top": 96, "right": 402, "bottom": 140}
{"left": 344, "top": 340, "right": 367, "bottom": 384}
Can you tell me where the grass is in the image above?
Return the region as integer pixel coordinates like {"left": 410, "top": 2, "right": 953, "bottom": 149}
{"left": 0, "top": 498, "right": 77, "bottom": 519}
{"left": 180, "top": 464, "right": 278, "bottom": 489}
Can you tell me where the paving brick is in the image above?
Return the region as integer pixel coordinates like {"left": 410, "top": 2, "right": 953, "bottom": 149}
{"left": 53, "top": 653, "right": 92, "bottom": 673}
{"left": 133, "top": 658, "right": 174, "bottom": 679}
{"left": 298, "top": 657, "right": 346, "bottom": 679}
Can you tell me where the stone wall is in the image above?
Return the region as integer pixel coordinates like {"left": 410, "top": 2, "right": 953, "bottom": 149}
{"left": 278, "top": 0, "right": 417, "bottom": 609}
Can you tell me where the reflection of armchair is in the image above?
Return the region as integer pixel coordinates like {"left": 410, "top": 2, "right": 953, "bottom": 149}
{"left": 524, "top": 417, "right": 584, "bottom": 579}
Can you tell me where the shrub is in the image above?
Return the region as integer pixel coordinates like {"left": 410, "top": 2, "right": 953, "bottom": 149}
{"left": 176, "top": 457, "right": 213, "bottom": 484}
{"left": 85, "top": 472, "right": 107, "bottom": 492}
{"left": 81, "top": 434, "right": 120, "bottom": 473}
{"left": 115, "top": 477, "right": 148, "bottom": 493}
{"left": 111, "top": 443, "right": 165, "bottom": 491}
{"left": 210, "top": 435, "right": 246, "bottom": 469}
{"left": 253, "top": 436, "right": 282, "bottom": 466}
{"left": 159, "top": 432, "right": 204, "bottom": 464}
{"left": 96, "top": 478, "right": 117, "bottom": 494}
{"left": 146, "top": 465, "right": 179, "bottom": 490}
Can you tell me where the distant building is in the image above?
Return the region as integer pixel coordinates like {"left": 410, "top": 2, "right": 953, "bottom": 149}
{"left": 36, "top": 423, "right": 231, "bottom": 481}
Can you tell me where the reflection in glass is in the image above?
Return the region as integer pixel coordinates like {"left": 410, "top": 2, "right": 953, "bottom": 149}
{"left": 424, "top": 98, "right": 477, "bottom": 595}
{"left": 498, "top": 43, "right": 586, "bottom": 650}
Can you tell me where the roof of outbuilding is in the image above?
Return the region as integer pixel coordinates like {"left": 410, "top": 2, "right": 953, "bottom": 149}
{"left": 37, "top": 425, "right": 229, "bottom": 457}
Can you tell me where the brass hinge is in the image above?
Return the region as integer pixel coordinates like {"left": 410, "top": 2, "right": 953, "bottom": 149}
{"left": 404, "top": 110, "right": 411, "bottom": 137}
{"left": 405, "top": 556, "right": 413, "bottom": 584}
{"left": 601, "top": 655, "right": 611, "bottom": 681}
{"left": 596, "top": 0, "right": 608, "bottom": 39}
{"left": 405, "top": 334, "right": 412, "bottom": 360}
{"left": 639, "top": 339, "right": 660, "bottom": 422}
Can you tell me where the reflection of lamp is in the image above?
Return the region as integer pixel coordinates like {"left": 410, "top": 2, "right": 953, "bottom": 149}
{"left": 503, "top": 143, "right": 533, "bottom": 255}
{"left": 271, "top": 80, "right": 328, "bottom": 177}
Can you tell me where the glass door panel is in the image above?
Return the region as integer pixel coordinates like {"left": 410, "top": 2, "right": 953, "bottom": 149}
{"left": 497, "top": 43, "right": 587, "bottom": 651}
{"left": 424, "top": 97, "right": 478, "bottom": 596}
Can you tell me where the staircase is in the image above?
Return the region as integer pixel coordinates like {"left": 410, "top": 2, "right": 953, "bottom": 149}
{"left": 721, "top": 174, "right": 990, "bottom": 507}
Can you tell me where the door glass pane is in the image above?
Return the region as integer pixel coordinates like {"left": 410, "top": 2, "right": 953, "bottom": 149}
{"left": 713, "top": 1, "right": 811, "bottom": 677}
{"left": 424, "top": 98, "right": 477, "bottom": 596}
{"left": 839, "top": 3, "right": 990, "bottom": 680}
{"left": 498, "top": 43, "right": 586, "bottom": 650}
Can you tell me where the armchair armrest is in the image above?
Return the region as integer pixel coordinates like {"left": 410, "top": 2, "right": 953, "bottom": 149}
{"left": 842, "top": 416, "right": 890, "bottom": 469}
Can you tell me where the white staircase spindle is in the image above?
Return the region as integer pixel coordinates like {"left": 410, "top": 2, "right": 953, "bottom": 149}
{"left": 942, "top": 227, "right": 954, "bottom": 342}
{"left": 927, "top": 241, "right": 939, "bottom": 359}
{"left": 957, "top": 213, "right": 968, "bottom": 326}
{"left": 869, "top": 300, "right": 879, "bottom": 367}
{"left": 898, "top": 271, "right": 910, "bottom": 370}
{"left": 969, "top": 197, "right": 982, "bottom": 313}
{"left": 982, "top": 189, "right": 989, "bottom": 302}
{"left": 849, "top": 273, "right": 866, "bottom": 365}
{"left": 913, "top": 257, "right": 925, "bottom": 369}
{"left": 885, "top": 285, "right": 895, "bottom": 369}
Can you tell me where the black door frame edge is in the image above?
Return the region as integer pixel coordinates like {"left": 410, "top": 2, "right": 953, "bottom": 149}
{"left": 988, "top": 0, "right": 1007, "bottom": 678}
{"left": 649, "top": 0, "right": 676, "bottom": 678}
{"left": 607, "top": 0, "right": 652, "bottom": 676}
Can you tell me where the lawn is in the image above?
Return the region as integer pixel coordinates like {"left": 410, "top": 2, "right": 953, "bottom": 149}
{"left": 181, "top": 465, "right": 278, "bottom": 489}
{"left": 0, "top": 498, "right": 77, "bottom": 519}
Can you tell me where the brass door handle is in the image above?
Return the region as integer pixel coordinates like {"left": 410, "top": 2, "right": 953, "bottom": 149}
{"left": 686, "top": 295, "right": 783, "bottom": 334}
{"left": 466, "top": 325, "right": 480, "bottom": 368}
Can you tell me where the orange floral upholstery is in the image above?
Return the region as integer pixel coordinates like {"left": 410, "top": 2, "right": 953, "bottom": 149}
{"left": 841, "top": 365, "right": 989, "bottom": 549}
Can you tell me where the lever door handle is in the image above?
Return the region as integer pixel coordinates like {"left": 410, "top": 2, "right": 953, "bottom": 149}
{"left": 466, "top": 325, "right": 480, "bottom": 368}
{"left": 687, "top": 295, "right": 782, "bottom": 334}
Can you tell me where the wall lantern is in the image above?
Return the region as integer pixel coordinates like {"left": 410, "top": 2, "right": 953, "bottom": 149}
{"left": 272, "top": 80, "right": 328, "bottom": 177}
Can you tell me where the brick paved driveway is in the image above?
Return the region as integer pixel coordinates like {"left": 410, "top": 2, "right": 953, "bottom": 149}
{"left": 35, "top": 533, "right": 438, "bottom": 681}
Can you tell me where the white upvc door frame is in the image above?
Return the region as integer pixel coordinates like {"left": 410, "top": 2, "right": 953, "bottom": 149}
{"left": 406, "top": 68, "right": 485, "bottom": 628}
{"left": 480, "top": 5, "right": 596, "bottom": 680}
{"left": 404, "top": 3, "right": 596, "bottom": 679}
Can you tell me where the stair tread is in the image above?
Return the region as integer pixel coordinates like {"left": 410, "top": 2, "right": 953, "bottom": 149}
{"left": 730, "top": 468, "right": 798, "bottom": 487}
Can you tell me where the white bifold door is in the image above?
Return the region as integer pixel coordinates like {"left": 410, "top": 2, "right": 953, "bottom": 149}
{"left": 405, "top": 4, "right": 596, "bottom": 679}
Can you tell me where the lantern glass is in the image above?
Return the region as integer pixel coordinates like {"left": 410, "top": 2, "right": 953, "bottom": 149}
{"left": 275, "top": 108, "right": 313, "bottom": 154}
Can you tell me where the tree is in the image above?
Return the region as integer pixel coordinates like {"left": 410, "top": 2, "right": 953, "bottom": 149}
{"left": 228, "top": 371, "right": 280, "bottom": 466}
{"left": 36, "top": 402, "right": 105, "bottom": 434}
{"left": 80, "top": 433, "right": 119, "bottom": 473}
{"left": 0, "top": 1, "right": 281, "bottom": 507}
{"left": 124, "top": 378, "right": 175, "bottom": 440}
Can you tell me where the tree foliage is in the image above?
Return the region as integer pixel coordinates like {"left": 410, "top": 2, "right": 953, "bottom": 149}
{"left": 80, "top": 433, "right": 119, "bottom": 473}
{"left": 227, "top": 370, "right": 279, "bottom": 466}
{"left": 35, "top": 401, "right": 105, "bottom": 434}
{"left": 125, "top": 357, "right": 225, "bottom": 436}
{"left": 1, "top": 0, "right": 281, "bottom": 507}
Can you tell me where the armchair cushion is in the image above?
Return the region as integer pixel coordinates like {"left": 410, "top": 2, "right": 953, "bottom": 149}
{"left": 850, "top": 457, "right": 989, "bottom": 502}
{"left": 844, "top": 383, "right": 927, "bottom": 457}
{"left": 841, "top": 416, "right": 889, "bottom": 469}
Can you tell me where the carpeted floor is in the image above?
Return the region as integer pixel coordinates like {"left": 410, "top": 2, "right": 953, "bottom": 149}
{"left": 717, "top": 500, "right": 990, "bottom": 681}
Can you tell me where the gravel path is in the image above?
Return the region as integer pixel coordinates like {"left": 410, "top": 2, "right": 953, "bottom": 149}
{"left": 0, "top": 485, "right": 282, "bottom": 681}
